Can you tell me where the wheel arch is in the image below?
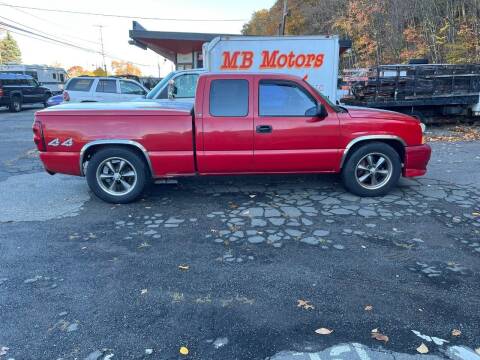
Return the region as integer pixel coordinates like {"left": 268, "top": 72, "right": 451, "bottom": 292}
{"left": 340, "top": 135, "right": 406, "bottom": 169}
{"left": 79, "top": 140, "right": 154, "bottom": 177}
{"left": 10, "top": 91, "right": 23, "bottom": 100}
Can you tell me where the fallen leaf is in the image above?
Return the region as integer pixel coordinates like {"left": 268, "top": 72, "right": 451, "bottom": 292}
{"left": 178, "top": 265, "right": 189, "bottom": 271}
{"left": 141, "top": 289, "right": 148, "bottom": 295}
{"left": 371, "top": 331, "right": 389, "bottom": 343}
{"left": 364, "top": 305, "right": 373, "bottom": 311}
{"left": 179, "top": 346, "right": 189, "bottom": 355}
{"left": 371, "top": 328, "right": 379, "bottom": 333}
{"left": 315, "top": 327, "right": 333, "bottom": 335}
{"left": 475, "top": 347, "right": 480, "bottom": 355}
{"left": 249, "top": 194, "right": 256, "bottom": 198}
{"left": 451, "top": 329, "right": 461, "bottom": 337}
{"left": 416, "top": 343, "right": 429, "bottom": 354}
{"left": 297, "top": 299, "right": 314, "bottom": 310}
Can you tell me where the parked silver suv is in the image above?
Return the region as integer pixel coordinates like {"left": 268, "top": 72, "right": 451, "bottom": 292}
{"left": 63, "top": 76, "right": 148, "bottom": 103}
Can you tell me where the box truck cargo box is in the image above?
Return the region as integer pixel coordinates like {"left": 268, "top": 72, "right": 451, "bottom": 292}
{"left": 203, "top": 35, "right": 341, "bottom": 102}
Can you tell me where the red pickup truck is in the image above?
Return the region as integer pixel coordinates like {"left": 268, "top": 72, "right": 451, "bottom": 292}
{"left": 33, "top": 73, "right": 431, "bottom": 203}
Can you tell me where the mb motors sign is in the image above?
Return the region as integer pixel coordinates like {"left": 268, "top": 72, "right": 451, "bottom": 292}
{"left": 204, "top": 35, "right": 340, "bottom": 102}
{"left": 221, "top": 50, "right": 325, "bottom": 70}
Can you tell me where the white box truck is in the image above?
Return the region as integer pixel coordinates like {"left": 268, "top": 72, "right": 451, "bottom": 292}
{"left": 203, "top": 35, "right": 341, "bottom": 102}
{"left": 147, "top": 35, "right": 342, "bottom": 103}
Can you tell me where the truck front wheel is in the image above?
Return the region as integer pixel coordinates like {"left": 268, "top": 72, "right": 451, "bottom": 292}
{"left": 86, "top": 147, "right": 148, "bottom": 203}
{"left": 341, "top": 142, "right": 401, "bottom": 197}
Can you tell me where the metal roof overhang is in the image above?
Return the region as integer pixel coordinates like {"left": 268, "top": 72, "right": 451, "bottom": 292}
{"left": 129, "top": 22, "right": 352, "bottom": 62}
{"left": 129, "top": 22, "right": 228, "bottom": 62}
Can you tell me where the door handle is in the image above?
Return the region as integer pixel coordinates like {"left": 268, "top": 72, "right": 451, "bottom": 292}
{"left": 256, "top": 125, "right": 272, "bottom": 133}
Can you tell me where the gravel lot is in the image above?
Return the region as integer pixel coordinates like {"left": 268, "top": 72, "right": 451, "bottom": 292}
{"left": 0, "top": 106, "right": 479, "bottom": 360}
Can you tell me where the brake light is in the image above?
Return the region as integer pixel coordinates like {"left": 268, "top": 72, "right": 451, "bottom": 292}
{"left": 63, "top": 91, "right": 70, "bottom": 101}
{"left": 33, "top": 119, "right": 46, "bottom": 151}
{"left": 0, "top": 87, "right": 3, "bottom": 97}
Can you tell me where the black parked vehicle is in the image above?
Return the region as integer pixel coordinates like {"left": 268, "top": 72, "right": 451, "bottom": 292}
{"left": 0, "top": 73, "right": 52, "bottom": 112}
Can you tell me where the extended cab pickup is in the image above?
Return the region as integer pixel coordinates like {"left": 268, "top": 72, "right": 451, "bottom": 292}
{"left": 34, "top": 73, "right": 431, "bottom": 203}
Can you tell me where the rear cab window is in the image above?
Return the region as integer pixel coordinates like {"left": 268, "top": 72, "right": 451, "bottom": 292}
{"left": 209, "top": 79, "right": 249, "bottom": 117}
{"left": 66, "top": 78, "right": 94, "bottom": 92}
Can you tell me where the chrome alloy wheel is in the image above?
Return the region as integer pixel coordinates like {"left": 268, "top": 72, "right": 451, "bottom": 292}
{"left": 354, "top": 153, "right": 393, "bottom": 190}
{"left": 96, "top": 157, "right": 137, "bottom": 196}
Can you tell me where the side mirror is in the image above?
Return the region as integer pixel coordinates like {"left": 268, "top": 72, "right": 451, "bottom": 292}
{"left": 305, "top": 104, "right": 328, "bottom": 119}
{"left": 317, "top": 104, "right": 328, "bottom": 118}
{"left": 168, "top": 79, "right": 177, "bottom": 99}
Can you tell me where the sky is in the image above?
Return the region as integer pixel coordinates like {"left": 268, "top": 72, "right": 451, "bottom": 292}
{"left": 0, "top": 0, "right": 274, "bottom": 76}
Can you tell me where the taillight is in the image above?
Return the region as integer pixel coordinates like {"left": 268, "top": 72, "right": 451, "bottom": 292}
{"left": 0, "top": 87, "right": 4, "bottom": 97}
{"left": 33, "top": 119, "right": 46, "bottom": 151}
{"left": 63, "top": 91, "right": 70, "bottom": 101}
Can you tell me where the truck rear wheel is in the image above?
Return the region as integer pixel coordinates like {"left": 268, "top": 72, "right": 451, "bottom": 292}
{"left": 341, "top": 142, "right": 401, "bottom": 197}
{"left": 86, "top": 147, "right": 148, "bottom": 204}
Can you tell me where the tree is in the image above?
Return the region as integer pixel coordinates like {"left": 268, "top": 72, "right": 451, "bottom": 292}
{"left": 92, "top": 67, "right": 107, "bottom": 76}
{"left": 0, "top": 32, "right": 22, "bottom": 64}
{"left": 241, "top": 0, "right": 480, "bottom": 68}
{"left": 111, "top": 60, "right": 142, "bottom": 76}
{"left": 67, "top": 65, "right": 89, "bottom": 77}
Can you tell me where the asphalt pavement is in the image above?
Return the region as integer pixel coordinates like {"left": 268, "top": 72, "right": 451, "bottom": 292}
{"left": 0, "top": 106, "right": 479, "bottom": 360}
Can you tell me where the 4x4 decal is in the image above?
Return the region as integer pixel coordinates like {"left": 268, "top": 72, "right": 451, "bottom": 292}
{"left": 48, "top": 138, "right": 73, "bottom": 147}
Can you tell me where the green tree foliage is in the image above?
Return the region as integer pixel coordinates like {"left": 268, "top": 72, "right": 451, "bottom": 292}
{"left": 0, "top": 31, "right": 22, "bottom": 64}
{"left": 242, "top": 0, "right": 480, "bottom": 67}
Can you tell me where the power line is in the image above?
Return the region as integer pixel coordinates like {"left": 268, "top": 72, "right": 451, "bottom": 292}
{"left": 0, "top": 20, "right": 150, "bottom": 67}
{"left": 0, "top": 14, "right": 99, "bottom": 49}
{"left": 7, "top": 6, "right": 101, "bottom": 46}
{"left": 0, "top": 2, "right": 248, "bottom": 22}
{"left": 0, "top": 20, "right": 102, "bottom": 54}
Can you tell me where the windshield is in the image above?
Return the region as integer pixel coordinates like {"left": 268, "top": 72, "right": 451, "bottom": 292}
{"left": 305, "top": 81, "right": 346, "bottom": 113}
{"left": 146, "top": 72, "right": 175, "bottom": 99}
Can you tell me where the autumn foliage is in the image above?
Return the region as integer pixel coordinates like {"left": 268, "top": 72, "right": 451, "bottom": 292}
{"left": 111, "top": 61, "right": 142, "bottom": 76}
{"left": 242, "top": 0, "right": 480, "bottom": 67}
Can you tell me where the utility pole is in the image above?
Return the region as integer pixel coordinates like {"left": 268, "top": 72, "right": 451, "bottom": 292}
{"left": 95, "top": 25, "right": 107, "bottom": 75}
{"left": 279, "top": 0, "right": 288, "bottom": 36}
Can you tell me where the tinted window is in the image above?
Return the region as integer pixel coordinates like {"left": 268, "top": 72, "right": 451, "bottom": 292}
{"left": 27, "top": 79, "right": 36, "bottom": 86}
{"left": 120, "top": 80, "right": 145, "bottom": 95}
{"left": 25, "top": 71, "right": 38, "bottom": 80}
{"left": 173, "top": 74, "right": 198, "bottom": 98}
{"left": 210, "top": 79, "right": 248, "bottom": 117}
{"left": 66, "top": 78, "right": 94, "bottom": 91}
{"left": 259, "top": 81, "right": 316, "bottom": 116}
{"left": 96, "top": 80, "right": 117, "bottom": 93}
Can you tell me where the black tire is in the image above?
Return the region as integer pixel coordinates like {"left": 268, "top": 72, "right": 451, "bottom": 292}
{"left": 341, "top": 142, "right": 401, "bottom": 197}
{"left": 9, "top": 96, "right": 22, "bottom": 112}
{"left": 86, "top": 147, "right": 149, "bottom": 204}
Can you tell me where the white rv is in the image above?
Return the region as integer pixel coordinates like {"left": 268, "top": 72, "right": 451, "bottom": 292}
{"left": 0, "top": 64, "right": 68, "bottom": 94}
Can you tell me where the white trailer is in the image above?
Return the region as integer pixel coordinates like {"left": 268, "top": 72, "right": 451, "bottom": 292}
{"left": 0, "top": 64, "right": 68, "bottom": 94}
{"left": 203, "top": 35, "right": 341, "bottom": 102}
